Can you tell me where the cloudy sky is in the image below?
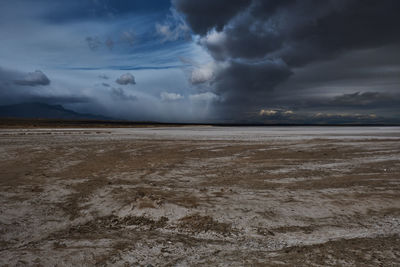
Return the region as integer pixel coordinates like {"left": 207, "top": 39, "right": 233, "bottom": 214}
{"left": 0, "top": 0, "right": 399, "bottom": 123}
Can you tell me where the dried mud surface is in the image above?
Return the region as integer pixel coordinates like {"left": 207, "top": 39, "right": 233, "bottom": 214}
{"left": 0, "top": 126, "right": 400, "bottom": 266}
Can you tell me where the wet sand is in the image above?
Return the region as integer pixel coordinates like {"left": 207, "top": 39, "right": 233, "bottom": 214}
{"left": 1, "top": 127, "right": 399, "bottom": 266}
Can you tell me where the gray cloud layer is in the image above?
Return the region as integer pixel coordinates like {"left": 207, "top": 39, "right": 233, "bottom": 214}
{"left": 1, "top": 1, "right": 398, "bottom": 124}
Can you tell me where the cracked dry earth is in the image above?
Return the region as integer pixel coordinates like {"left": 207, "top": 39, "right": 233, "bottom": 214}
{"left": 0, "top": 126, "right": 400, "bottom": 266}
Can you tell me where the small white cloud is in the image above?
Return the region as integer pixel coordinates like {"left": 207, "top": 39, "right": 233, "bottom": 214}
{"left": 189, "top": 92, "right": 220, "bottom": 102}
{"left": 160, "top": 92, "right": 184, "bottom": 101}
{"left": 190, "top": 63, "right": 215, "bottom": 84}
{"left": 14, "top": 70, "right": 50, "bottom": 86}
{"left": 259, "top": 109, "right": 295, "bottom": 116}
{"left": 203, "top": 30, "right": 226, "bottom": 46}
{"left": 86, "top": 36, "right": 101, "bottom": 51}
{"left": 121, "top": 30, "right": 135, "bottom": 46}
{"left": 259, "top": 109, "right": 278, "bottom": 116}
{"left": 116, "top": 73, "right": 136, "bottom": 85}
{"left": 105, "top": 37, "right": 114, "bottom": 50}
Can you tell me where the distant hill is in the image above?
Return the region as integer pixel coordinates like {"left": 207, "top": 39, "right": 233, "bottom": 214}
{"left": 0, "top": 102, "right": 110, "bottom": 120}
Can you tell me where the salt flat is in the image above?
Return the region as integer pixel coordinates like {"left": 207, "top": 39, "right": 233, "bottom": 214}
{"left": 0, "top": 126, "right": 399, "bottom": 266}
{"left": 2, "top": 126, "right": 400, "bottom": 140}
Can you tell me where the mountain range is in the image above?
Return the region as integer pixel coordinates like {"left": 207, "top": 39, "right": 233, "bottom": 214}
{"left": 0, "top": 103, "right": 110, "bottom": 120}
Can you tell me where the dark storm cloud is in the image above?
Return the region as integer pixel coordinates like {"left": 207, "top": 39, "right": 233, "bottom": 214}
{"left": 180, "top": 0, "right": 400, "bottom": 63}
{"left": 173, "top": 0, "right": 251, "bottom": 35}
{"left": 175, "top": 0, "right": 400, "bottom": 120}
{"left": 14, "top": 70, "right": 50, "bottom": 86}
{"left": 213, "top": 60, "right": 292, "bottom": 111}
{"left": 330, "top": 92, "right": 399, "bottom": 108}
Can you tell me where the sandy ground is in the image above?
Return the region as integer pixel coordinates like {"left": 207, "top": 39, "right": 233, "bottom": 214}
{"left": 0, "top": 126, "right": 400, "bottom": 266}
